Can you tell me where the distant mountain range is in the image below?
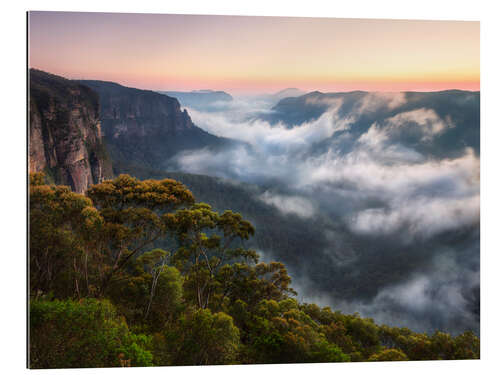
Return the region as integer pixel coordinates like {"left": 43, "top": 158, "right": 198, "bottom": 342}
{"left": 260, "top": 90, "right": 479, "bottom": 158}
{"left": 271, "top": 87, "right": 306, "bottom": 101}
{"left": 159, "top": 88, "right": 308, "bottom": 110}
{"left": 158, "top": 89, "right": 233, "bottom": 110}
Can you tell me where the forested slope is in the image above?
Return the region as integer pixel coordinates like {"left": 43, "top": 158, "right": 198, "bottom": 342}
{"left": 29, "top": 173, "right": 479, "bottom": 368}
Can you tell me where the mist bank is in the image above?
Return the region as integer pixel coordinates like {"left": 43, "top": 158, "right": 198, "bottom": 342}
{"left": 168, "top": 90, "right": 479, "bottom": 335}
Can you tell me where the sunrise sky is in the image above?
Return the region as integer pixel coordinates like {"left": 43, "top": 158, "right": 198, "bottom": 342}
{"left": 28, "top": 11, "right": 479, "bottom": 94}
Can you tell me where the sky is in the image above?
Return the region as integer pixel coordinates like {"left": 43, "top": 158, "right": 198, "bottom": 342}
{"left": 28, "top": 12, "right": 479, "bottom": 94}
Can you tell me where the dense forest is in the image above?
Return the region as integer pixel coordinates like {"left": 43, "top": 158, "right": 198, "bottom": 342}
{"left": 29, "top": 172, "right": 479, "bottom": 368}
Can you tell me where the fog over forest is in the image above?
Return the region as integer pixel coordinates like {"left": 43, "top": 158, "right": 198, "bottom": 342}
{"left": 169, "top": 90, "right": 480, "bottom": 335}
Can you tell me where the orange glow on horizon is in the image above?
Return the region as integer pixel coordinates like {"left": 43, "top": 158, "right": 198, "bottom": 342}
{"left": 29, "top": 12, "right": 479, "bottom": 95}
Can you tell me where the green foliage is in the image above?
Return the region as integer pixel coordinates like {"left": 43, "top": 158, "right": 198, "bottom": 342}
{"left": 103, "top": 252, "right": 183, "bottom": 328}
{"left": 170, "top": 202, "right": 258, "bottom": 309}
{"left": 29, "top": 174, "right": 103, "bottom": 298}
{"left": 243, "top": 298, "right": 349, "bottom": 364}
{"left": 453, "top": 331, "right": 480, "bottom": 359}
{"left": 217, "top": 261, "right": 296, "bottom": 314}
{"left": 167, "top": 309, "right": 240, "bottom": 365}
{"left": 145, "top": 265, "right": 183, "bottom": 328}
{"left": 86, "top": 174, "right": 194, "bottom": 295}
{"left": 30, "top": 172, "right": 45, "bottom": 186}
{"left": 29, "top": 299, "right": 153, "bottom": 368}
{"left": 28, "top": 173, "right": 480, "bottom": 368}
{"left": 369, "top": 348, "right": 408, "bottom": 361}
{"left": 117, "top": 333, "right": 154, "bottom": 367}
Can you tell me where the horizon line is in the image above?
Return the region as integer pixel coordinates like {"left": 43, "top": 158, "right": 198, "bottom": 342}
{"left": 29, "top": 67, "right": 480, "bottom": 96}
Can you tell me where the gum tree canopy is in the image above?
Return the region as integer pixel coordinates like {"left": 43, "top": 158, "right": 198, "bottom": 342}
{"left": 86, "top": 174, "right": 195, "bottom": 296}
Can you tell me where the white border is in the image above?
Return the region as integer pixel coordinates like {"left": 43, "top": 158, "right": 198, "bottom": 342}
{"left": 2, "top": 1, "right": 499, "bottom": 374}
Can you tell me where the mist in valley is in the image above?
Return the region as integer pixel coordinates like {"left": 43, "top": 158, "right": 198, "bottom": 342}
{"left": 167, "top": 90, "right": 480, "bottom": 335}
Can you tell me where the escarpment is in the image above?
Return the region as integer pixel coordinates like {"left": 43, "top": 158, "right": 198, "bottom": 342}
{"left": 29, "top": 69, "right": 112, "bottom": 193}
{"left": 78, "top": 80, "right": 232, "bottom": 169}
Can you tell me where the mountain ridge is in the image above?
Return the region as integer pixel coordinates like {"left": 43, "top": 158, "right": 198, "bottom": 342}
{"left": 158, "top": 90, "right": 233, "bottom": 110}
{"left": 79, "top": 79, "right": 236, "bottom": 171}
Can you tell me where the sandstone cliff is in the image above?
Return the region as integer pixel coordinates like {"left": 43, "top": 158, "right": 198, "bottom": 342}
{"left": 79, "top": 80, "right": 233, "bottom": 170}
{"left": 29, "top": 69, "right": 112, "bottom": 193}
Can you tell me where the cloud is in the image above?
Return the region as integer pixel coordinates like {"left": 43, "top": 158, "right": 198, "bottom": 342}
{"left": 171, "top": 93, "right": 479, "bottom": 334}
{"left": 302, "top": 147, "right": 479, "bottom": 238}
{"left": 304, "top": 92, "right": 407, "bottom": 115}
{"left": 357, "top": 125, "right": 425, "bottom": 163}
{"left": 349, "top": 194, "right": 479, "bottom": 239}
{"left": 292, "top": 248, "right": 479, "bottom": 335}
{"left": 189, "top": 95, "right": 276, "bottom": 115}
{"left": 305, "top": 95, "right": 344, "bottom": 108}
{"left": 357, "top": 251, "right": 480, "bottom": 334}
{"left": 179, "top": 98, "right": 479, "bottom": 241}
{"left": 357, "top": 92, "right": 407, "bottom": 113}
{"left": 186, "top": 98, "right": 348, "bottom": 154}
{"left": 259, "top": 191, "right": 316, "bottom": 219}
{"left": 384, "top": 108, "right": 452, "bottom": 141}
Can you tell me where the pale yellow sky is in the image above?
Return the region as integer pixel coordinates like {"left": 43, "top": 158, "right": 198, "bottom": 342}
{"left": 29, "top": 12, "right": 479, "bottom": 93}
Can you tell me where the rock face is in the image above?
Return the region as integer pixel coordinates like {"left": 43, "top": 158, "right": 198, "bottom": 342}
{"left": 79, "top": 80, "right": 232, "bottom": 170}
{"left": 29, "top": 69, "right": 112, "bottom": 193}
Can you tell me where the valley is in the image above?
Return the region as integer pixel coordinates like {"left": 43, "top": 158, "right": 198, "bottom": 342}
{"left": 29, "top": 69, "right": 480, "bottom": 336}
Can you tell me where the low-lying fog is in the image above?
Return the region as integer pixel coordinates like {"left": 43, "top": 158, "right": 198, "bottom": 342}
{"left": 171, "top": 91, "right": 480, "bottom": 335}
